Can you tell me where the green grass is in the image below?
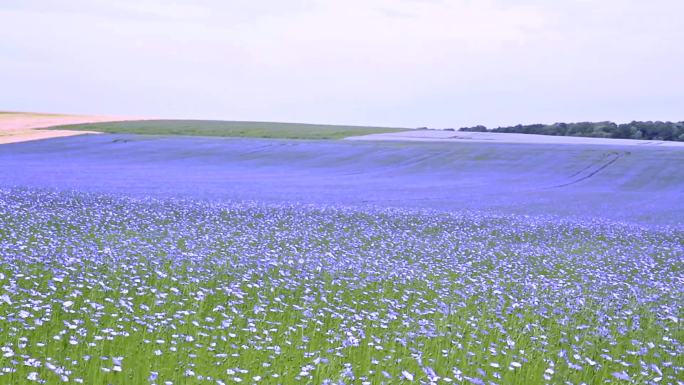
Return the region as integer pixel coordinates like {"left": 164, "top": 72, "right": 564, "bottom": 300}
{"left": 48, "top": 120, "right": 410, "bottom": 140}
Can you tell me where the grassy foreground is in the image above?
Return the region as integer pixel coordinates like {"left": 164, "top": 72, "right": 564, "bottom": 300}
{"left": 0, "top": 188, "right": 681, "bottom": 384}
{"left": 49, "top": 120, "right": 409, "bottom": 140}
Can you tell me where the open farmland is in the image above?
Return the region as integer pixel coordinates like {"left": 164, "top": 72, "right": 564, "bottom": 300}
{"left": 3, "top": 1, "right": 683, "bottom": 384}
{"left": 0, "top": 134, "right": 683, "bottom": 225}
{"left": 0, "top": 189, "right": 681, "bottom": 384}
{"left": 0, "top": 128, "right": 682, "bottom": 385}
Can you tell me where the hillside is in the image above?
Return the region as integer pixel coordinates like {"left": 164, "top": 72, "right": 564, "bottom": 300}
{"left": 50, "top": 119, "right": 409, "bottom": 140}
{"left": 2, "top": 134, "right": 682, "bottom": 226}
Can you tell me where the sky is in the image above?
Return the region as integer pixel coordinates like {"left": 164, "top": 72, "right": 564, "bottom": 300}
{"left": 1, "top": 0, "right": 683, "bottom": 128}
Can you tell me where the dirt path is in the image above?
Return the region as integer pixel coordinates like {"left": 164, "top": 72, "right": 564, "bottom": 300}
{"left": 0, "top": 112, "right": 147, "bottom": 145}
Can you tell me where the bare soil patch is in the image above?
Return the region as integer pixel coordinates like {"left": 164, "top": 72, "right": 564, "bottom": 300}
{"left": 0, "top": 112, "right": 147, "bottom": 144}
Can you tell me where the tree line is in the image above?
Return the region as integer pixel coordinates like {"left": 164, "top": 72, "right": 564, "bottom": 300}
{"left": 458, "top": 121, "right": 684, "bottom": 142}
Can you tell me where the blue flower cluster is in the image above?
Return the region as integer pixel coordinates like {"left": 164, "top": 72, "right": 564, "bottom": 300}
{"left": 0, "top": 188, "right": 681, "bottom": 384}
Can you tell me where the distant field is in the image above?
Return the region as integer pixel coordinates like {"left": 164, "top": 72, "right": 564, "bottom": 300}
{"left": 51, "top": 119, "right": 409, "bottom": 139}
{"left": 347, "top": 129, "right": 684, "bottom": 147}
{"left": 2, "top": 134, "right": 683, "bottom": 225}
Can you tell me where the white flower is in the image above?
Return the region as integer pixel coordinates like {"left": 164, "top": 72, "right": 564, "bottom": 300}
{"left": 402, "top": 370, "right": 414, "bottom": 381}
{"left": 2, "top": 347, "right": 14, "bottom": 358}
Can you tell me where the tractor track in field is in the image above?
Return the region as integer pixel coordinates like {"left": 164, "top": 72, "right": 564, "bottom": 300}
{"left": 547, "top": 151, "right": 625, "bottom": 189}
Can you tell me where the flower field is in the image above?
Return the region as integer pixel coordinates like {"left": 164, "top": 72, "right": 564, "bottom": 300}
{"left": 0, "top": 188, "right": 681, "bottom": 384}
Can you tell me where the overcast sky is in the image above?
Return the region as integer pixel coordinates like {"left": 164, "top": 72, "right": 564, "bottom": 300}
{"left": 1, "top": 0, "right": 682, "bottom": 128}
